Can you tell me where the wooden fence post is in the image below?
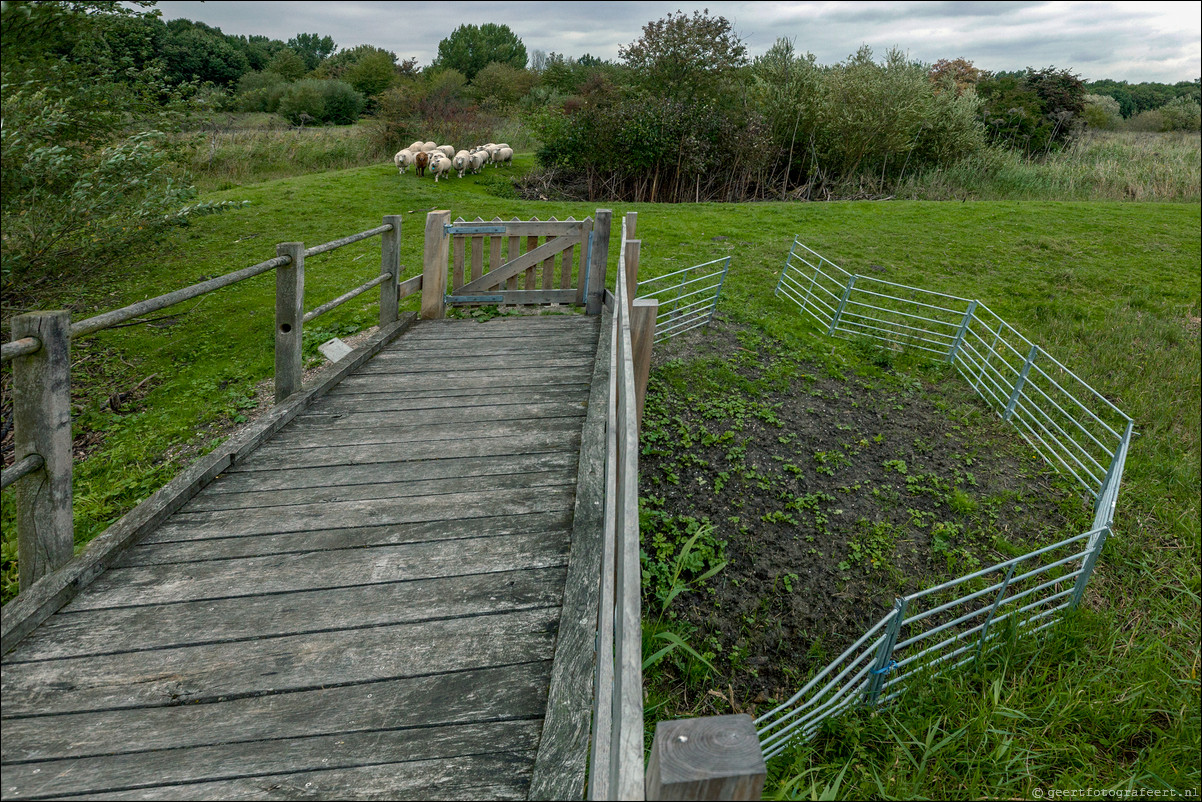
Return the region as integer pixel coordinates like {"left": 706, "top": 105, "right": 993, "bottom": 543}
{"left": 586, "top": 209, "right": 612, "bottom": 315}
{"left": 379, "top": 214, "right": 402, "bottom": 326}
{"left": 422, "top": 211, "right": 451, "bottom": 319}
{"left": 625, "top": 210, "right": 638, "bottom": 239}
{"left": 11, "top": 311, "right": 74, "bottom": 590}
{"left": 631, "top": 298, "right": 657, "bottom": 434}
{"left": 624, "top": 239, "right": 641, "bottom": 315}
{"left": 645, "top": 714, "right": 766, "bottom": 800}
{"left": 275, "top": 242, "right": 304, "bottom": 402}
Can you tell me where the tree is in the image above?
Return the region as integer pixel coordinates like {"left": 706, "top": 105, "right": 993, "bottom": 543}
{"left": 345, "top": 50, "right": 398, "bottom": 98}
{"left": 162, "top": 24, "right": 248, "bottom": 86}
{"left": 929, "top": 58, "right": 985, "bottom": 96}
{"left": 619, "top": 10, "right": 747, "bottom": 103}
{"left": 267, "top": 48, "right": 307, "bottom": 81}
{"left": 432, "top": 23, "right": 527, "bottom": 82}
{"left": 288, "top": 32, "right": 336, "bottom": 71}
{"left": 471, "top": 62, "right": 537, "bottom": 110}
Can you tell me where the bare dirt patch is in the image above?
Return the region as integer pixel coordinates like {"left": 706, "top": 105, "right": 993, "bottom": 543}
{"left": 639, "top": 317, "right": 1089, "bottom": 714}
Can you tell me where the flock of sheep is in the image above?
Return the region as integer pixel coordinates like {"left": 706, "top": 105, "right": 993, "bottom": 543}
{"left": 393, "top": 141, "right": 514, "bottom": 182}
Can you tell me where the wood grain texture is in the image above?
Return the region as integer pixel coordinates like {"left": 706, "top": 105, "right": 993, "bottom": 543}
{"left": 644, "top": 715, "right": 767, "bottom": 801}
{"left": 2, "top": 661, "right": 551, "bottom": 761}
{"left": 1, "top": 607, "right": 559, "bottom": 717}
{"left": 5, "top": 567, "right": 567, "bottom": 663}
{"left": 2, "top": 720, "right": 541, "bottom": 800}
{"left": 529, "top": 306, "right": 611, "bottom": 801}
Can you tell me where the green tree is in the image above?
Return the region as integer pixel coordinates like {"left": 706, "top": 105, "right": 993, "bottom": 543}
{"left": 432, "top": 23, "right": 527, "bottom": 81}
{"left": 287, "top": 32, "right": 336, "bottom": 71}
{"left": 161, "top": 23, "right": 248, "bottom": 86}
{"left": 471, "top": 61, "right": 537, "bottom": 110}
{"left": 267, "top": 48, "right": 307, "bottom": 81}
{"left": 619, "top": 9, "right": 747, "bottom": 104}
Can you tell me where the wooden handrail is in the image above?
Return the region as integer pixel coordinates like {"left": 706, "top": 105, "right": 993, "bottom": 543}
{"left": 2, "top": 216, "right": 406, "bottom": 599}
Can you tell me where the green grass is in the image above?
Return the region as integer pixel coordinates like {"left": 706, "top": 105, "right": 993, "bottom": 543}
{"left": 1, "top": 154, "right": 1197, "bottom": 797}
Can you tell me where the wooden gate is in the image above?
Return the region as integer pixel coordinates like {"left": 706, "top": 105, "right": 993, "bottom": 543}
{"left": 443, "top": 216, "right": 594, "bottom": 307}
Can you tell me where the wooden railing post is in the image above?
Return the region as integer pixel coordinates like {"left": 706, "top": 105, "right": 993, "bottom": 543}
{"left": 586, "top": 209, "right": 612, "bottom": 315}
{"left": 631, "top": 298, "right": 657, "bottom": 433}
{"left": 11, "top": 311, "right": 74, "bottom": 590}
{"left": 422, "top": 210, "right": 451, "bottom": 319}
{"left": 645, "top": 714, "right": 766, "bottom": 800}
{"left": 379, "top": 214, "right": 402, "bottom": 326}
{"left": 275, "top": 242, "right": 304, "bottom": 402}
{"left": 624, "top": 239, "right": 641, "bottom": 315}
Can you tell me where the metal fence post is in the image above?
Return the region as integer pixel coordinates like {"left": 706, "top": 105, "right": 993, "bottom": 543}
{"left": 379, "top": 214, "right": 402, "bottom": 326}
{"left": 975, "top": 561, "right": 1017, "bottom": 659}
{"left": 11, "top": 311, "right": 74, "bottom": 590}
{"left": 775, "top": 240, "right": 797, "bottom": 299}
{"left": 1070, "top": 526, "right": 1111, "bottom": 609}
{"left": 866, "top": 597, "right": 908, "bottom": 704}
{"left": 947, "top": 300, "right": 979, "bottom": 364}
{"left": 828, "top": 275, "right": 857, "bottom": 336}
{"left": 274, "top": 242, "right": 305, "bottom": 402}
{"left": 1003, "top": 345, "right": 1039, "bottom": 421}
{"left": 1093, "top": 421, "right": 1132, "bottom": 520}
{"left": 707, "top": 257, "right": 732, "bottom": 328}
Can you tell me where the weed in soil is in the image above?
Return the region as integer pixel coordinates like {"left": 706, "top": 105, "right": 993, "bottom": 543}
{"left": 638, "top": 320, "right": 1092, "bottom": 720}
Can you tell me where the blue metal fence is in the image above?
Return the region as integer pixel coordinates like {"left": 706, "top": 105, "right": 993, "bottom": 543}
{"left": 757, "top": 238, "right": 1134, "bottom": 760}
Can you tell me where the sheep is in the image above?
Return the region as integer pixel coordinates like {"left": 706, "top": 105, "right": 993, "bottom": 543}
{"left": 421, "top": 141, "right": 438, "bottom": 152}
{"left": 428, "top": 152, "right": 453, "bottom": 182}
{"left": 408, "top": 140, "right": 425, "bottom": 152}
{"left": 394, "top": 149, "right": 414, "bottom": 174}
{"left": 485, "top": 145, "right": 503, "bottom": 167}
{"left": 468, "top": 149, "right": 489, "bottom": 174}
{"left": 436, "top": 145, "right": 455, "bottom": 158}
{"left": 452, "top": 149, "right": 471, "bottom": 178}
{"left": 497, "top": 146, "right": 513, "bottom": 166}
{"left": 414, "top": 150, "right": 430, "bottom": 177}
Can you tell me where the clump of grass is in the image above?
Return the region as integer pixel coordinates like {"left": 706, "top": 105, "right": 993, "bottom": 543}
{"left": 897, "top": 131, "right": 1201, "bottom": 202}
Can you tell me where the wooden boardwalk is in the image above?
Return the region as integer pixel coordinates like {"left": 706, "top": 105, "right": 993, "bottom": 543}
{"left": 1, "top": 314, "right": 606, "bottom": 801}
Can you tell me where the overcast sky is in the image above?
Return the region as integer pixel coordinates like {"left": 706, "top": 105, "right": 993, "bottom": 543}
{"left": 152, "top": 1, "right": 1201, "bottom": 84}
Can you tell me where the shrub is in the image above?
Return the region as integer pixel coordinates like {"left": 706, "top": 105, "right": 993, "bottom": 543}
{"left": 1083, "top": 94, "right": 1122, "bottom": 130}
{"left": 1157, "top": 96, "right": 1201, "bottom": 132}
{"left": 234, "top": 70, "right": 287, "bottom": 113}
{"left": 277, "top": 79, "right": 364, "bottom": 125}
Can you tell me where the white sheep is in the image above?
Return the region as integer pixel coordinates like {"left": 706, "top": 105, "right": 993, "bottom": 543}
{"left": 394, "top": 149, "right": 414, "bottom": 174}
{"left": 408, "top": 140, "right": 425, "bottom": 152}
{"left": 421, "top": 141, "right": 438, "bottom": 152}
{"left": 429, "top": 152, "right": 453, "bottom": 182}
{"left": 436, "top": 145, "right": 455, "bottom": 158}
{"left": 468, "top": 149, "right": 489, "bottom": 174}
{"left": 497, "top": 146, "right": 514, "bottom": 166}
{"left": 452, "top": 150, "right": 471, "bottom": 178}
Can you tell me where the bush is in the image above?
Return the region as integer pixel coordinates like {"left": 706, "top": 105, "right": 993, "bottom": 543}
{"left": 1157, "top": 96, "right": 1201, "bottom": 132}
{"left": 234, "top": 70, "right": 288, "bottom": 113}
{"left": 277, "top": 79, "right": 364, "bottom": 125}
{"left": 1083, "top": 94, "right": 1122, "bottom": 130}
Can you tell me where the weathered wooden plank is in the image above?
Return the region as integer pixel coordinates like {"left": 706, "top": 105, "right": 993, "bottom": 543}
{"left": 525, "top": 234, "right": 538, "bottom": 292}
{"left": 228, "top": 430, "right": 582, "bottom": 472}
{"left": 457, "top": 232, "right": 579, "bottom": 295}
{"left": 4, "top": 566, "right": 567, "bottom": 663}
{"left": 381, "top": 338, "right": 598, "bottom": 356}
{"left": 1, "top": 315, "right": 417, "bottom": 656}
{"left": 55, "top": 753, "right": 536, "bottom": 801}
{"left": 448, "top": 289, "right": 580, "bottom": 306}
{"left": 586, "top": 210, "right": 612, "bottom": 315}
{"left": 346, "top": 365, "right": 592, "bottom": 385}
{"left": 421, "top": 210, "right": 450, "bottom": 319}
{"left": 1, "top": 607, "right": 558, "bottom": 717}
{"left": 246, "top": 421, "right": 582, "bottom": 462}
{"left": 131, "top": 510, "right": 573, "bottom": 564}
{"left": 452, "top": 233, "right": 466, "bottom": 290}
{"left": 182, "top": 467, "right": 576, "bottom": 514}
{"left": 274, "top": 242, "right": 304, "bottom": 402}
{"left": 207, "top": 452, "right": 580, "bottom": 494}
{"left": 562, "top": 240, "right": 574, "bottom": 290}
{"left": 353, "top": 355, "right": 594, "bottom": 374}
{"left": 128, "top": 485, "right": 577, "bottom": 545}
{"left": 529, "top": 308, "right": 612, "bottom": 801}
{"left": 490, "top": 234, "right": 502, "bottom": 285}
{"left": 507, "top": 230, "right": 520, "bottom": 291}
{"left": 1, "top": 720, "right": 541, "bottom": 801}
{"left": 285, "top": 403, "right": 586, "bottom": 436}
{"left": 333, "top": 372, "right": 590, "bottom": 394}
{"left": 72, "top": 528, "right": 571, "bottom": 609}
{"left": 1, "top": 661, "right": 550, "bottom": 762}
{"left": 471, "top": 234, "right": 484, "bottom": 282}
{"left": 645, "top": 715, "right": 767, "bottom": 801}
{"left": 319, "top": 386, "right": 590, "bottom": 411}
